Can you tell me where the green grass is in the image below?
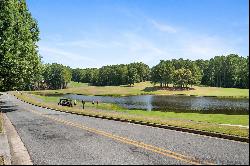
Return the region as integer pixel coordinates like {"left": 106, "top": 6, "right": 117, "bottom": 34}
{"left": 68, "top": 81, "right": 89, "bottom": 88}
{"left": 33, "top": 94, "right": 60, "bottom": 103}
{"left": 29, "top": 94, "right": 249, "bottom": 126}
{"left": 12, "top": 92, "right": 249, "bottom": 138}
{"left": 116, "top": 109, "right": 249, "bottom": 126}
{"left": 32, "top": 81, "right": 249, "bottom": 98}
{"left": 32, "top": 94, "right": 127, "bottom": 110}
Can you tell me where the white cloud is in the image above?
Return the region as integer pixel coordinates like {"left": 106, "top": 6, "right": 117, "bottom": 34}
{"left": 179, "top": 34, "right": 238, "bottom": 60}
{"left": 56, "top": 40, "right": 106, "bottom": 48}
{"left": 122, "top": 32, "right": 165, "bottom": 55}
{"left": 116, "top": 32, "right": 170, "bottom": 65}
{"left": 39, "top": 45, "right": 95, "bottom": 68}
{"left": 149, "top": 19, "right": 177, "bottom": 33}
{"left": 38, "top": 21, "right": 247, "bottom": 68}
{"left": 42, "top": 33, "right": 167, "bottom": 67}
{"left": 40, "top": 46, "right": 94, "bottom": 61}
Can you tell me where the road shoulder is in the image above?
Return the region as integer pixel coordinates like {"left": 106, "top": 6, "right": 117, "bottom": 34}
{"left": 0, "top": 113, "right": 11, "bottom": 165}
{"left": 3, "top": 114, "right": 33, "bottom": 165}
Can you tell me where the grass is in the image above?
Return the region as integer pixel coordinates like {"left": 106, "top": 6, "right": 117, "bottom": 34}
{"left": 12, "top": 92, "right": 249, "bottom": 138}
{"left": 32, "top": 94, "right": 132, "bottom": 110}
{"left": 31, "top": 81, "right": 249, "bottom": 98}
{"left": 117, "top": 110, "right": 249, "bottom": 126}
{"left": 68, "top": 82, "right": 89, "bottom": 88}
{"left": 32, "top": 94, "right": 59, "bottom": 103}
{"left": 31, "top": 94, "right": 249, "bottom": 126}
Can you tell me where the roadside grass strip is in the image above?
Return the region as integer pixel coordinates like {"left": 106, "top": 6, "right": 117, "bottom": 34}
{"left": 29, "top": 109, "right": 215, "bottom": 165}
{"left": 11, "top": 92, "right": 249, "bottom": 139}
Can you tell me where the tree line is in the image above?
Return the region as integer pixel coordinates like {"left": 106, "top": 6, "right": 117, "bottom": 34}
{"left": 41, "top": 63, "right": 72, "bottom": 89}
{"left": 150, "top": 59, "right": 202, "bottom": 88}
{"left": 201, "top": 55, "right": 249, "bottom": 88}
{"left": 0, "top": 0, "right": 249, "bottom": 91}
{"left": 70, "top": 55, "right": 248, "bottom": 89}
{"left": 72, "top": 62, "right": 150, "bottom": 86}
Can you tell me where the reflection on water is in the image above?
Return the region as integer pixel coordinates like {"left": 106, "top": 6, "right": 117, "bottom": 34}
{"left": 62, "top": 94, "right": 248, "bottom": 115}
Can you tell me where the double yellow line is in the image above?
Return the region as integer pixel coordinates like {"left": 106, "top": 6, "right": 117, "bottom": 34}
{"left": 29, "top": 109, "right": 215, "bottom": 165}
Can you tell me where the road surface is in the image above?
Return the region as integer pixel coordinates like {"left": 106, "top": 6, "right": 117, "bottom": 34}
{"left": 0, "top": 93, "right": 249, "bottom": 165}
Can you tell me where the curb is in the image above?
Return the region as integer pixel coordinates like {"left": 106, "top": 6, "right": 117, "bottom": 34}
{"left": 0, "top": 133, "right": 11, "bottom": 165}
{"left": 11, "top": 93, "right": 249, "bottom": 143}
{"left": 3, "top": 114, "right": 33, "bottom": 165}
{"left": 0, "top": 113, "right": 11, "bottom": 165}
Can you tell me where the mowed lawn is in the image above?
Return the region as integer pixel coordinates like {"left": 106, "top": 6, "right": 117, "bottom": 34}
{"left": 19, "top": 82, "right": 248, "bottom": 137}
{"left": 34, "top": 81, "right": 249, "bottom": 98}
{"left": 12, "top": 92, "right": 249, "bottom": 137}
{"left": 29, "top": 94, "right": 250, "bottom": 126}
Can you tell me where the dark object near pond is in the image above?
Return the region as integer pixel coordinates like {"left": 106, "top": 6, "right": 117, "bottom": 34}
{"left": 58, "top": 98, "right": 73, "bottom": 107}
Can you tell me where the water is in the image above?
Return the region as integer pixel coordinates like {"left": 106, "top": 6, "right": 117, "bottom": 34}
{"left": 62, "top": 94, "right": 249, "bottom": 115}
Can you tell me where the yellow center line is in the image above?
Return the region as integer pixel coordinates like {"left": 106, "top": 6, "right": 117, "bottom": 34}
{"left": 29, "top": 109, "right": 215, "bottom": 165}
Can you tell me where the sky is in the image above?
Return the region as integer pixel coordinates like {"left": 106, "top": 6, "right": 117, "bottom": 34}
{"left": 26, "top": 0, "right": 249, "bottom": 68}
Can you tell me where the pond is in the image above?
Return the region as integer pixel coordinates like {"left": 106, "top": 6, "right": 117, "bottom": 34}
{"left": 62, "top": 94, "right": 249, "bottom": 115}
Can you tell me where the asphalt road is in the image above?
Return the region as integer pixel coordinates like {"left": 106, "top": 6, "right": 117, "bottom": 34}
{"left": 0, "top": 93, "right": 249, "bottom": 165}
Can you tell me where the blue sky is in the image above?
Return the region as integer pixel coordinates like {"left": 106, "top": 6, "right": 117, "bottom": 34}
{"left": 26, "top": 0, "right": 249, "bottom": 68}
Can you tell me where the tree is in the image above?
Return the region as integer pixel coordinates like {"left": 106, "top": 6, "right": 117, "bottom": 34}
{"left": 127, "top": 63, "right": 140, "bottom": 83}
{"left": 150, "top": 64, "right": 161, "bottom": 87}
{"left": 67, "top": 55, "right": 248, "bottom": 89}
{"left": 43, "top": 63, "right": 72, "bottom": 89}
{"left": 187, "top": 62, "right": 202, "bottom": 87}
{"left": 127, "top": 66, "right": 137, "bottom": 86}
{"left": 98, "top": 66, "right": 112, "bottom": 86}
{"left": 116, "top": 64, "right": 128, "bottom": 85}
{"left": 200, "top": 54, "right": 248, "bottom": 88}
{"left": 72, "top": 68, "right": 83, "bottom": 83}
{"left": 0, "top": 0, "right": 42, "bottom": 91}
{"left": 150, "top": 60, "right": 174, "bottom": 87}
{"left": 132, "top": 62, "right": 150, "bottom": 82}
{"left": 239, "top": 56, "right": 249, "bottom": 88}
{"left": 161, "top": 60, "right": 174, "bottom": 87}
{"left": 173, "top": 68, "right": 192, "bottom": 88}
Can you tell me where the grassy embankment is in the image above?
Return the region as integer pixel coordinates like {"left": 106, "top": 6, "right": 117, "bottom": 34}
{"left": 12, "top": 91, "right": 249, "bottom": 138}
{"left": 33, "top": 81, "right": 249, "bottom": 98}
